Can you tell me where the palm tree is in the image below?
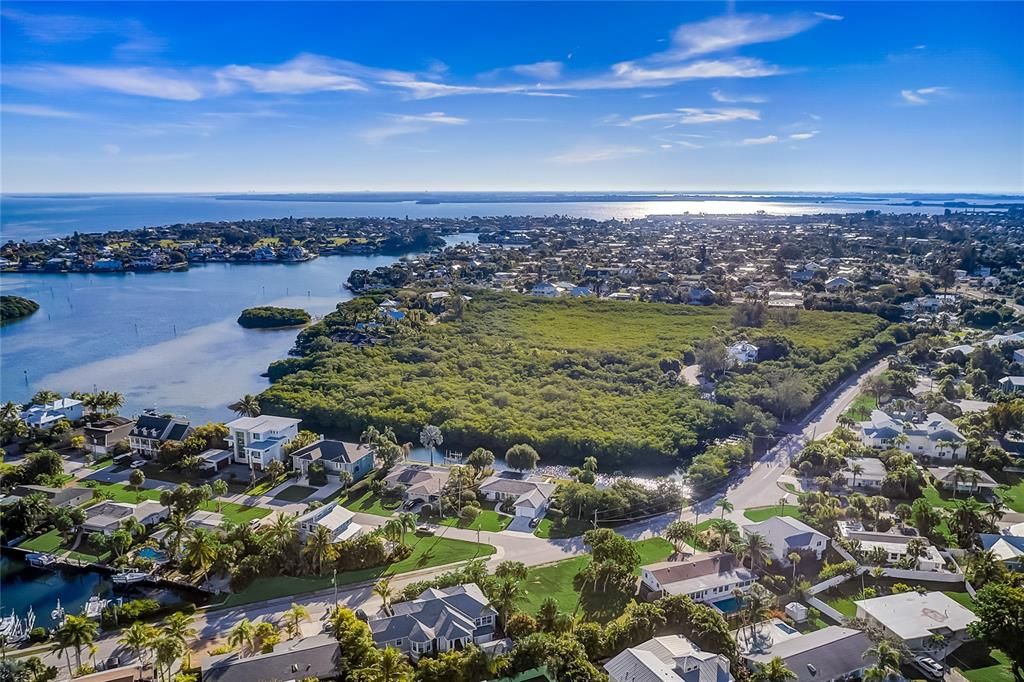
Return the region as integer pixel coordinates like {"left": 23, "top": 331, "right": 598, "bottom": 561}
{"left": 163, "top": 513, "right": 190, "bottom": 562}
{"left": 358, "top": 646, "right": 413, "bottom": 682}
{"left": 53, "top": 615, "right": 98, "bottom": 675}
{"left": 752, "top": 656, "right": 797, "bottom": 682}
{"left": 905, "top": 537, "right": 928, "bottom": 570}
{"left": 282, "top": 603, "right": 310, "bottom": 640}
{"left": 119, "top": 622, "right": 158, "bottom": 666}
{"left": 303, "top": 525, "right": 336, "bottom": 575}
{"left": 163, "top": 611, "right": 197, "bottom": 668}
{"left": 212, "top": 479, "right": 229, "bottom": 512}
{"left": 373, "top": 578, "right": 394, "bottom": 616}
{"left": 396, "top": 512, "right": 417, "bottom": 546}
{"left": 948, "top": 498, "right": 985, "bottom": 547}
{"left": 664, "top": 520, "right": 695, "bottom": 555}
{"left": 865, "top": 640, "right": 902, "bottom": 681}
{"left": 715, "top": 498, "right": 734, "bottom": 520}
{"left": 787, "top": 552, "right": 802, "bottom": 584}
{"left": 491, "top": 578, "right": 526, "bottom": 628}
{"left": 968, "top": 550, "right": 1005, "bottom": 588}
{"left": 983, "top": 500, "right": 1005, "bottom": 526}
{"left": 741, "top": 532, "right": 773, "bottom": 571}
{"left": 0, "top": 402, "right": 20, "bottom": 422}
{"left": 183, "top": 528, "right": 219, "bottom": 581}
{"left": 419, "top": 425, "right": 443, "bottom": 467}
{"left": 709, "top": 518, "right": 738, "bottom": 551}
{"left": 152, "top": 635, "right": 182, "bottom": 682}
{"left": 847, "top": 462, "right": 865, "bottom": 489}
{"left": 951, "top": 464, "right": 967, "bottom": 498}
{"left": 265, "top": 512, "right": 298, "bottom": 552}
{"left": 230, "top": 394, "right": 261, "bottom": 418}
{"left": 582, "top": 456, "right": 598, "bottom": 473}
{"left": 228, "top": 618, "right": 256, "bottom": 657}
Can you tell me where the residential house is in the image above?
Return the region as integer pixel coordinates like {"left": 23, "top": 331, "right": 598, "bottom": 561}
{"left": 294, "top": 502, "right": 363, "bottom": 542}
{"left": 742, "top": 516, "right": 828, "bottom": 565}
{"left": 688, "top": 286, "right": 716, "bottom": 305}
{"left": 727, "top": 342, "right": 759, "bottom": 365}
{"left": 978, "top": 533, "right": 1024, "bottom": 572}
{"left": 998, "top": 376, "right": 1024, "bottom": 394}
{"left": 83, "top": 416, "right": 135, "bottom": 455}
{"left": 2, "top": 485, "right": 92, "bottom": 509}
{"left": 477, "top": 474, "right": 556, "bottom": 519}
{"left": 225, "top": 415, "right": 302, "bottom": 472}
{"left": 640, "top": 552, "right": 755, "bottom": 607}
{"left": 290, "top": 439, "right": 374, "bottom": 483}
{"left": 368, "top": 583, "right": 497, "bottom": 659}
{"left": 21, "top": 398, "right": 84, "bottom": 430}
{"left": 837, "top": 522, "right": 945, "bottom": 571}
{"left": 531, "top": 281, "right": 563, "bottom": 297}
{"left": 382, "top": 464, "right": 451, "bottom": 505}
{"left": 129, "top": 412, "right": 192, "bottom": 458}
{"left": 1013, "top": 349, "right": 1024, "bottom": 365}
{"left": 857, "top": 409, "right": 967, "bottom": 461}
{"left": 82, "top": 500, "right": 169, "bottom": 535}
{"left": 928, "top": 466, "right": 999, "bottom": 494}
{"left": 198, "top": 448, "right": 232, "bottom": 474}
{"left": 604, "top": 635, "right": 732, "bottom": 682}
{"left": 841, "top": 457, "right": 887, "bottom": 489}
{"left": 202, "top": 633, "right": 341, "bottom": 682}
{"left": 824, "top": 276, "right": 854, "bottom": 291}
{"left": 854, "top": 591, "right": 977, "bottom": 658}
{"left": 740, "top": 625, "right": 875, "bottom": 682}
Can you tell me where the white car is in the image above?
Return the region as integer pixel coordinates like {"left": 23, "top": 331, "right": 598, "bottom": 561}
{"left": 129, "top": 460, "right": 145, "bottom": 469}
{"left": 912, "top": 655, "right": 944, "bottom": 680}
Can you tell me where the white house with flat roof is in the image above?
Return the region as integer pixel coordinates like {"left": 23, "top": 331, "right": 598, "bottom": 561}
{"left": 837, "top": 521, "right": 945, "bottom": 571}
{"left": 854, "top": 591, "right": 977, "bottom": 659}
{"left": 225, "top": 415, "right": 301, "bottom": 472}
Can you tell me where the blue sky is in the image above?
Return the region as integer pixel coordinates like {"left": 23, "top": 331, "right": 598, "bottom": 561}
{"left": 1, "top": 2, "right": 1021, "bottom": 193}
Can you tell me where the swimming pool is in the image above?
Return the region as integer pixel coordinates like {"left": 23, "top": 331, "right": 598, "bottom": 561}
{"left": 137, "top": 548, "right": 169, "bottom": 562}
{"left": 775, "top": 622, "right": 799, "bottom": 635}
{"left": 711, "top": 596, "right": 741, "bottom": 613}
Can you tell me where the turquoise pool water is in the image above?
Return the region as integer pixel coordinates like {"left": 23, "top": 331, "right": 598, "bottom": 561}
{"left": 138, "top": 548, "right": 169, "bottom": 562}
{"left": 711, "top": 596, "right": 741, "bottom": 613}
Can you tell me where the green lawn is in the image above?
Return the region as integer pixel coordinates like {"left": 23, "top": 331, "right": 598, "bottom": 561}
{"left": 821, "top": 593, "right": 858, "bottom": 618}
{"left": 246, "top": 474, "right": 290, "bottom": 496}
{"left": 519, "top": 537, "right": 674, "bottom": 619}
{"left": 996, "top": 477, "right": 1024, "bottom": 512}
{"left": 950, "top": 642, "right": 1015, "bottom": 682}
{"left": 337, "top": 488, "right": 401, "bottom": 517}
{"left": 274, "top": 485, "right": 317, "bottom": 502}
{"left": 842, "top": 393, "right": 878, "bottom": 422}
{"left": 919, "top": 485, "right": 984, "bottom": 510}
{"left": 20, "top": 529, "right": 63, "bottom": 553}
{"left": 743, "top": 505, "right": 803, "bottom": 522}
{"left": 436, "top": 506, "right": 512, "bottom": 533}
{"left": 533, "top": 517, "right": 591, "bottom": 539}
{"left": 87, "top": 482, "right": 270, "bottom": 525}
{"left": 219, "top": 534, "right": 494, "bottom": 607}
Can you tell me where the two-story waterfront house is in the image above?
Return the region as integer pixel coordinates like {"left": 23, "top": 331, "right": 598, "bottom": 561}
{"left": 225, "top": 415, "right": 301, "bottom": 473}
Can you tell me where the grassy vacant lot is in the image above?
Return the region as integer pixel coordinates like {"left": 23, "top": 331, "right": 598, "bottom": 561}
{"left": 274, "top": 485, "right": 317, "bottom": 502}
{"left": 743, "top": 504, "right": 803, "bottom": 522}
{"left": 87, "top": 482, "right": 270, "bottom": 524}
{"left": 435, "top": 504, "right": 511, "bottom": 532}
{"left": 519, "top": 537, "right": 674, "bottom": 620}
{"left": 265, "top": 292, "right": 887, "bottom": 465}
{"left": 337, "top": 488, "right": 401, "bottom": 517}
{"left": 219, "top": 534, "right": 494, "bottom": 607}
{"left": 20, "top": 529, "right": 111, "bottom": 562}
{"left": 533, "top": 517, "right": 591, "bottom": 539}
{"left": 996, "top": 475, "right": 1024, "bottom": 512}
{"left": 842, "top": 393, "right": 878, "bottom": 422}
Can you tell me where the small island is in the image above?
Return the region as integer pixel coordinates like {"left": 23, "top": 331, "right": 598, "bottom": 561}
{"left": 237, "top": 305, "right": 311, "bottom": 329}
{"left": 0, "top": 295, "right": 40, "bottom": 322}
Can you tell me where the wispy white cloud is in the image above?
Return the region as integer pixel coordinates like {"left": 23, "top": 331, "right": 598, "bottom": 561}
{"left": 0, "top": 103, "right": 82, "bottom": 119}
{"left": 216, "top": 54, "right": 371, "bottom": 94}
{"left": 901, "top": 86, "right": 950, "bottom": 105}
{"left": 650, "top": 12, "right": 838, "bottom": 61}
{"left": 814, "top": 12, "right": 845, "bottom": 21}
{"left": 361, "top": 111, "right": 467, "bottom": 143}
{"left": 622, "top": 107, "right": 760, "bottom": 126}
{"left": 741, "top": 135, "right": 779, "bottom": 145}
{"left": 789, "top": 130, "right": 820, "bottom": 140}
{"left": 1, "top": 7, "right": 163, "bottom": 56}
{"left": 4, "top": 64, "right": 204, "bottom": 101}
{"left": 711, "top": 89, "right": 767, "bottom": 104}
{"left": 547, "top": 144, "right": 645, "bottom": 165}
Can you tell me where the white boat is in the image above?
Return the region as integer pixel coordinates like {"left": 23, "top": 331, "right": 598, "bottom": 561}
{"left": 51, "top": 598, "right": 66, "bottom": 624}
{"left": 0, "top": 610, "right": 16, "bottom": 638}
{"left": 112, "top": 571, "right": 149, "bottom": 586}
{"left": 27, "top": 553, "right": 58, "bottom": 568}
{"left": 81, "top": 596, "right": 109, "bottom": 619}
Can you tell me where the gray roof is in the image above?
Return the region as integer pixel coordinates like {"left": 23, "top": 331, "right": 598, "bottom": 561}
{"left": 844, "top": 457, "right": 886, "bottom": 479}
{"left": 645, "top": 552, "right": 754, "bottom": 596}
{"left": 369, "top": 583, "right": 495, "bottom": 645}
{"left": 745, "top": 627, "right": 874, "bottom": 682}
{"left": 202, "top": 633, "right": 340, "bottom": 682}
{"left": 291, "top": 439, "right": 373, "bottom": 464}
{"left": 12, "top": 485, "right": 91, "bottom": 507}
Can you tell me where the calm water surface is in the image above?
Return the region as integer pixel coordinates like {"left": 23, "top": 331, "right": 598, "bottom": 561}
{"left": 0, "top": 193, "right": 964, "bottom": 242}
{"left": 0, "top": 234, "right": 477, "bottom": 422}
